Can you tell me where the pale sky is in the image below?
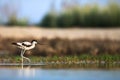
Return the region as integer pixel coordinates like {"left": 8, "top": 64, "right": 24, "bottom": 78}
{"left": 0, "top": 0, "right": 117, "bottom": 24}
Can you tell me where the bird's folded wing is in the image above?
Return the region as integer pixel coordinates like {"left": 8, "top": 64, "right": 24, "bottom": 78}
{"left": 22, "top": 41, "right": 32, "bottom": 47}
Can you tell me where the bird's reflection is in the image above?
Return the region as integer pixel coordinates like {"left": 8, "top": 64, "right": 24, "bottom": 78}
{"left": 18, "top": 64, "right": 35, "bottom": 77}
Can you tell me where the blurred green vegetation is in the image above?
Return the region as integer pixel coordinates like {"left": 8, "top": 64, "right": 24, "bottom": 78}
{"left": 7, "top": 15, "right": 29, "bottom": 26}
{"left": 40, "top": 3, "right": 120, "bottom": 28}
{"left": 1, "top": 2, "right": 120, "bottom": 27}
{"left": 40, "top": 13, "right": 57, "bottom": 27}
{"left": 0, "top": 54, "right": 120, "bottom": 64}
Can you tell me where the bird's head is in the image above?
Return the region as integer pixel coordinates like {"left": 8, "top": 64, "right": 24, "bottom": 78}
{"left": 32, "top": 40, "right": 48, "bottom": 46}
{"left": 31, "top": 40, "right": 38, "bottom": 44}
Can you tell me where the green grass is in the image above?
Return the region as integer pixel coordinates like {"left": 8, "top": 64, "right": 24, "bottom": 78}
{"left": 0, "top": 54, "right": 120, "bottom": 64}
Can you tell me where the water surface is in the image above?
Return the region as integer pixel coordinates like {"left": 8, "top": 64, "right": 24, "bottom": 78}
{"left": 0, "top": 65, "right": 119, "bottom": 80}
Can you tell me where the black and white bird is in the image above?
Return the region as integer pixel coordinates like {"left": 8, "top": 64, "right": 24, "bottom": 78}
{"left": 12, "top": 40, "right": 39, "bottom": 63}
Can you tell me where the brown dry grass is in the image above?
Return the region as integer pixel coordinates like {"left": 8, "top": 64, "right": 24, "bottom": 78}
{"left": 0, "top": 37, "right": 120, "bottom": 56}
{"left": 0, "top": 26, "right": 120, "bottom": 40}
{"left": 0, "top": 26, "right": 120, "bottom": 56}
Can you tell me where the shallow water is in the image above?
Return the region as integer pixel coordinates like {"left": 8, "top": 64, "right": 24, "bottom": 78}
{"left": 0, "top": 65, "right": 120, "bottom": 80}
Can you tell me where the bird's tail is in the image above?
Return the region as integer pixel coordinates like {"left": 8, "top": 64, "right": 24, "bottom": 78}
{"left": 12, "top": 42, "right": 17, "bottom": 45}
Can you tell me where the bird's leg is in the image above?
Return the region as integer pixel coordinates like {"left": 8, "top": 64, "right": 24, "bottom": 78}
{"left": 20, "top": 49, "right": 24, "bottom": 63}
{"left": 22, "top": 49, "right": 31, "bottom": 63}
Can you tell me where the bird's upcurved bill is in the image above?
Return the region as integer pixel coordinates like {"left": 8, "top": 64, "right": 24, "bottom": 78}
{"left": 38, "top": 42, "right": 48, "bottom": 45}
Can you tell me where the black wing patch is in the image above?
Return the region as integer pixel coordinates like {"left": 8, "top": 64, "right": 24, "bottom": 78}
{"left": 22, "top": 43, "right": 32, "bottom": 47}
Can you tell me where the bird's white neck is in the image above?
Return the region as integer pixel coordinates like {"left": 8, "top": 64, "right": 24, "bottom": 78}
{"left": 25, "top": 42, "right": 36, "bottom": 50}
{"left": 32, "top": 41, "right": 37, "bottom": 45}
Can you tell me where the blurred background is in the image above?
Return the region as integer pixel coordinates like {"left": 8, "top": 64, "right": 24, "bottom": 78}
{"left": 0, "top": 0, "right": 120, "bottom": 27}
{"left": 0, "top": 1, "right": 120, "bottom": 79}
{"left": 0, "top": 0, "right": 120, "bottom": 57}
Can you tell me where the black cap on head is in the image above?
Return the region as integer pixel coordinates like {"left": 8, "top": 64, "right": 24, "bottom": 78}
{"left": 31, "top": 40, "right": 37, "bottom": 42}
